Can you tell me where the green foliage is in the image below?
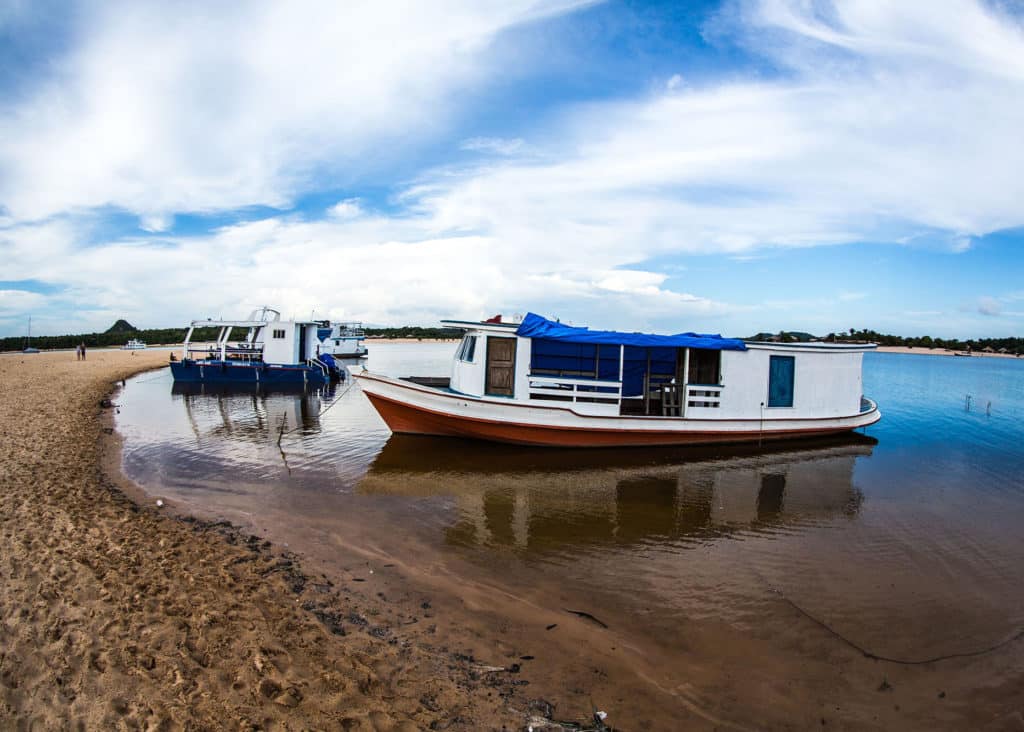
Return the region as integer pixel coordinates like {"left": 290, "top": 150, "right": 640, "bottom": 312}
{"left": 105, "top": 319, "right": 137, "bottom": 334}
{"left": 363, "top": 326, "right": 462, "bottom": 340}
{"left": 829, "top": 329, "right": 1024, "bottom": 355}
{"left": 747, "top": 331, "right": 818, "bottom": 343}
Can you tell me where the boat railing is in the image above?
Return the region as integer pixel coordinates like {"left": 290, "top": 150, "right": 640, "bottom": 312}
{"left": 186, "top": 343, "right": 265, "bottom": 362}
{"left": 684, "top": 383, "right": 723, "bottom": 409}
{"left": 528, "top": 374, "right": 621, "bottom": 404}
{"left": 336, "top": 322, "right": 365, "bottom": 337}
{"left": 306, "top": 358, "right": 329, "bottom": 379}
{"left": 651, "top": 383, "right": 724, "bottom": 416}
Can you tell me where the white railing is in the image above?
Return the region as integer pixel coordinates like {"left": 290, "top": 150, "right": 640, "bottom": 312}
{"left": 306, "top": 358, "right": 328, "bottom": 378}
{"left": 685, "top": 384, "right": 723, "bottom": 409}
{"left": 528, "top": 375, "right": 622, "bottom": 403}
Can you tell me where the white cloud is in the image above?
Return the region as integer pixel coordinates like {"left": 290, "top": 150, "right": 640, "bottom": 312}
{"left": 327, "top": 199, "right": 363, "bottom": 219}
{"left": 409, "top": 0, "right": 1024, "bottom": 260}
{"left": 0, "top": 0, "right": 588, "bottom": 226}
{"left": 460, "top": 137, "right": 527, "bottom": 156}
{"left": 0, "top": 289, "right": 47, "bottom": 313}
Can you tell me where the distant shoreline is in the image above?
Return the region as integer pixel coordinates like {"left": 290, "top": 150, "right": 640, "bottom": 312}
{"left": 1, "top": 337, "right": 461, "bottom": 355}
{"left": 875, "top": 345, "right": 1020, "bottom": 359}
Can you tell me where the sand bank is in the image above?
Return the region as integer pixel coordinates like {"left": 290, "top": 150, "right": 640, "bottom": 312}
{"left": 0, "top": 350, "right": 528, "bottom": 730}
{"left": 875, "top": 346, "right": 1020, "bottom": 358}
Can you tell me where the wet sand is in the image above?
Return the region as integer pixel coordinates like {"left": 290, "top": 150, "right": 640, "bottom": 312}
{"left": 0, "top": 351, "right": 533, "bottom": 730}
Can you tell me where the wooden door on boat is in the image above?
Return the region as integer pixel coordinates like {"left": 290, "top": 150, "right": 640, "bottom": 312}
{"left": 485, "top": 337, "right": 517, "bottom": 397}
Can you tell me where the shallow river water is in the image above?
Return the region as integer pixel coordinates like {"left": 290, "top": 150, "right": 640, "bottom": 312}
{"left": 116, "top": 345, "right": 1024, "bottom": 728}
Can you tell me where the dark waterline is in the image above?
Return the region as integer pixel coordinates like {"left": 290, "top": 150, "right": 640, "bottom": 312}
{"left": 116, "top": 346, "right": 1024, "bottom": 702}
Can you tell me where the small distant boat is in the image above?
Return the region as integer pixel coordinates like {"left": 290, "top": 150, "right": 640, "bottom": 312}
{"left": 170, "top": 307, "right": 346, "bottom": 386}
{"left": 22, "top": 316, "right": 39, "bottom": 354}
{"left": 319, "top": 321, "right": 368, "bottom": 358}
{"left": 953, "top": 351, "right": 972, "bottom": 357}
{"left": 122, "top": 338, "right": 147, "bottom": 350}
{"left": 355, "top": 312, "right": 881, "bottom": 448}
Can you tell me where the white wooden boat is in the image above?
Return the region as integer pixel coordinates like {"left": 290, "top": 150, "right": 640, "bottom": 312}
{"left": 121, "top": 338, "right": 147, "bottom": 350}
{"left": 354, "top": 313, "right": 881, "bottom": 448}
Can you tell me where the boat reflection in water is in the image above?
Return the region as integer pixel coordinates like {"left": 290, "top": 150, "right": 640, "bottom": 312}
{"left": 171, "top": 381, "right": 331, "bottom": 442}
{"left": 358, "top": 434, "right": 875, "bottom": 553}
{"left": 143, "top": 382, "right": 375, "bottom": 497}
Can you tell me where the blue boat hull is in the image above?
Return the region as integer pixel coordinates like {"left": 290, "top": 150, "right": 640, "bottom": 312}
{"left": 170, "top": 359, "right": 331, "bottom": 386}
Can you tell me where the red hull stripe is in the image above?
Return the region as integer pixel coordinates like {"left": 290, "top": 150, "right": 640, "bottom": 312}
{"left": 362, "top": 390, "right": 866, "bottom": 448}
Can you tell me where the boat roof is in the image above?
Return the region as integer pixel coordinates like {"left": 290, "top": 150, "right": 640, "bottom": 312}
{"left": 745, "top": 341, "right": 877, "bottom": 351}
{"left": 514, "top": 312, "right": 748, "bottom": 351}
{"left": 187, "top": 318, "right": 319, "bottom": 328}
{"left": 444, "top": 314, "right": 876, "bottom": 352}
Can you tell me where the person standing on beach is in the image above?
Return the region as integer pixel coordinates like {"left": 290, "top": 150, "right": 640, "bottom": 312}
{"left": 75, "top": 344, "right": 81, "bottom": 361}
{"left": 80, "top": 342, "right": 86, "bottom": 360}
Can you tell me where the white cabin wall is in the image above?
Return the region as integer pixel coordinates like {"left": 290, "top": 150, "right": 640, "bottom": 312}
{"left": 262, "top": 324, "right": 296, "bottom": 364}
{"left": 713, "top": 348, "right": 864, "bottom": 420}
{"left": 513, "top": 336, "right": 532, "bottom": 401}
{"left": 305, "top": 326, "right": 321, "bottom": 360}
{"left": 451, "top": 334, "right": 486, "bottom": 396}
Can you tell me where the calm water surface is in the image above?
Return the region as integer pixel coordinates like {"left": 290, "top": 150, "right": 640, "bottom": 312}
{"left": 117, "top": 346, "right": 1024, "bottom": 677}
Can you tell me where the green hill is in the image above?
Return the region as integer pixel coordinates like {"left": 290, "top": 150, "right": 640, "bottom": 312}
{"left": 105, "top": 319, "right": 137, "bottom": 333}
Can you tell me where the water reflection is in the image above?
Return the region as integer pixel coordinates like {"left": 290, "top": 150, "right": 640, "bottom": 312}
{"left": 171, "top": 381, "right": 333, "bottom": 442}
{"left": 359, "top": 435, "right": 873, "bottom": 553}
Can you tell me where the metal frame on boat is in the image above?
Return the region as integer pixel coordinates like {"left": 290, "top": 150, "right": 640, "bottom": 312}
{"left": 170, "top": 307, "right": 345, "bottom": 386}
{"left": 354, "top": 313, "right": 881, "bottom": 448}
{"left": 319, "top": 321, "right": 368, "bottom": 358}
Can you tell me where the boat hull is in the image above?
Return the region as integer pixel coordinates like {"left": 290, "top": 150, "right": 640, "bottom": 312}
{"left": 170, "top": 359, "right": 330, "bottom": 386}
{"left": 355, "top": 372, "right": 881, "bottom": 448}
{"left": 330, "top": 348, "right": 368, "bottom": 358}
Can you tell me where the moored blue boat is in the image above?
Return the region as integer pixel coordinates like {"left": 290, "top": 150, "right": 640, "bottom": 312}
{"left": 170, "top": 307, "right": 345, "bottom": 387}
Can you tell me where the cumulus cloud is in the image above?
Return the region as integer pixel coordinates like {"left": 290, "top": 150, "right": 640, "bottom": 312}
{"left": 412, "top": 1, "right": 1024, "bottom": 262}
{"left": 0, "top": 0, "right": 588, "bottom": 225}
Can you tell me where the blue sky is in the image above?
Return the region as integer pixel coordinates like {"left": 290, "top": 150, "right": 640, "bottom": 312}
{"left": 1, "top": 0, "right": 1023, "bottom": 338}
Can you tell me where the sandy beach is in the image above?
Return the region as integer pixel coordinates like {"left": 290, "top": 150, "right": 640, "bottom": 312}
{"left": 0, "top": 350, "right": 532, "bottom": 730}
{"left": 875, "top": 346, "right": 1020, "bottom": 358}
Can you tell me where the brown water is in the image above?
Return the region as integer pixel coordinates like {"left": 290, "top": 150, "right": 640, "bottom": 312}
{"left": 116, "top": 345, "right": 1024, "bottom": 729}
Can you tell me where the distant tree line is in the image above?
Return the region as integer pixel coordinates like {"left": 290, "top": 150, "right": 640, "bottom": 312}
{"left": 824, "top": 328, "right": 1024, "bottom": 355}
{"left": 363, "top": 326, "right": 463, "bottom": 339}
{"left": 2, "top": 323, "right": 464, "bottom": 351}
{"left": 1, "top": 326, "right": 221, "bottom": 352}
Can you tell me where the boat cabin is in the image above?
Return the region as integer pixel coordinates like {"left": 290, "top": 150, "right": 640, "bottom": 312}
{"left": 181, "top": 308, "right": 324, "bottom": 365}
{"left": 442, "top": 314, "right": 871, "bottom": 422}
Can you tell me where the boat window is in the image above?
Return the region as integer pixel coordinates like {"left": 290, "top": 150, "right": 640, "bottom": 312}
{"left": 273, "top": 329, "right": 286, "bottom": 339}
{"left": 767, "top": 355, "right": 795, "bottom": 407}
{"left": 456, "top": 335, "right": 478, "bottom": 362}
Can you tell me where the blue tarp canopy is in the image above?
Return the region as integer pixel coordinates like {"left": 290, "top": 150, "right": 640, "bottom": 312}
{"left": 515, "top": 312, "right": 746, "bottom": 351}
